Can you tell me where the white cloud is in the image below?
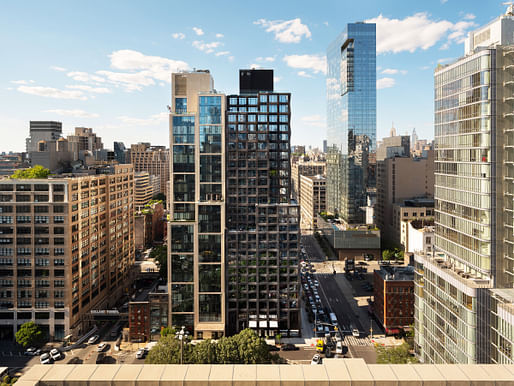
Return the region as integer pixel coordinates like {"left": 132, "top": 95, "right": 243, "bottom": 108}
{"left": 301, "top": 114, "right": 325, "bottom": 127}
{"left": 118, "top": 112, "right": 168, "bottom": 126}
{"left": 50, "top": 66, "right": 67, "bottom": 72}
{"left": 64, "top": 49, "right": 191, "bottom": 91}
{"left": 10, "top": 80, "right": 35, "bottom": 85}
{"left": 254, "top": 18, "right": 311, "bottom": 43}
{"left": 192, "top": 27, "right": 204, "bottom": 36}
{"left": 172, "top": 32, "right": 185, "bottom": 39}
{"left": 283, "top": 54, "right": 326, "bottom": 76}
{"left": 256, "top": 56, "right": 275, "bottom": 62}
{"left": 297, "top": 71, "right": 313, "bottom": 78}
{"left": 366, "top": 13, "right": 476, "bottom": 54}
{"left": 192, "top": 40, "right": 221, "bottom": 54}
{"left": 67, "top": 71, "right": 106, "bottom": 83}
{"left": 463, "top": 13, "right": 475, "bottom": 20}
{"left": 323, "top": 21, "right": 329, "bottom": 26}
{"left": 109, "top": 49, "right": 189, "bottom": 81}
{"left": 216, "top": 33, "right": 224, "bottom": 38}
{"left": 381, "top": 68, "right": 407, "bottom": 75}
{"left": 377, "top": 77, "right": 395, "bottom": 89}
{"left": 65, "top": 85, "right": 111, "bottom": 94}
{"left": 44, "top": 109, "right": 99, "bottom": 118}
{"left": 17, "top": 86, "right": 87, "bottom": 100}
{"left": 215, "top": 51, "right": 230, "bottom": 56}
{"left": 96, "top": 70, "right": 155, "bottom": 91}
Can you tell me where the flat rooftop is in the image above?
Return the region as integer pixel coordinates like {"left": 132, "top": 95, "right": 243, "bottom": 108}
{"left": 17, "top": 359, "right": 514, "bottom": 385}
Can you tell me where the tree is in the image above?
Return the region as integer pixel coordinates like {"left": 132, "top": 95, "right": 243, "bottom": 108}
{"left": 160, "top": 326, "right": 175, "bottom": 337}
{"left": 152, "top": 193, "right": 166, "bottom": 203}
{"left": 232, "top": 328, "right": 272, "bottom": 364}
{"left": 10, "top": 165, "right": 50, "bottom": 179}
{"left": 150, "top": 245, "right": 167, "bottom": 281}
{"left": 145, "top": 328, "right": 273, "bottom": 365}
{"left": 191, "top": 340, "right": 218, "bottom": 364}
{"left": 376, "top": 342, "right": 418, "bottom": 364}
{"left": 145, "top": 334, "right": 193, "bottom": 364}
{"left": 382, "top": 248, "right": 404, "bottom": 261}
{"left": 15, "top": 321, "right": 43, "bottom": 348}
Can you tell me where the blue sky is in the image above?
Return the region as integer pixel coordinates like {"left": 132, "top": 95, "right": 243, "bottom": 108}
{"left": 0, "top": 0, "right": 506, "bottom": 152}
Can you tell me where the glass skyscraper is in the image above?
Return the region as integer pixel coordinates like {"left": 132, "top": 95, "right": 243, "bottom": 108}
{"left": 326, "top": 22, "right": 376, "bottom": 224}
{"left": 168, "top": 71, "right": 226, "bottom": 339}
{"left": 415, "top": 9, "right": 514, "bottom": 364}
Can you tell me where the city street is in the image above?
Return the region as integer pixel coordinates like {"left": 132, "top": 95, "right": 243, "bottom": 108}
{"left": 301, "top": 232, "right": 325, "bottom": 261}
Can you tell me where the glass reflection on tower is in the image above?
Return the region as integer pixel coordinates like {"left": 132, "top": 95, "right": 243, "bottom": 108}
{"left": 326, "top": 22, "right": 376, "bottom": 224}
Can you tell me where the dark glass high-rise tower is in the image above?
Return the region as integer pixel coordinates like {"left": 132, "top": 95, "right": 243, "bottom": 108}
{"left": 225, "top": 70, "right": 300, "bottom": 337}
{"left": 326, "top": 23, "right": 376, "bottom": 224}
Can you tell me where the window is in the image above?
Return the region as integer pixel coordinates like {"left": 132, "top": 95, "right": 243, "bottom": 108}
{"left": 53, "top": 216, "right": 65, "bottom": 223}
{"left": 175, "top": 97, "right": 187, "bottom": 113}
{"left": 0, "top": 216, "right": 13, "bottom": 224}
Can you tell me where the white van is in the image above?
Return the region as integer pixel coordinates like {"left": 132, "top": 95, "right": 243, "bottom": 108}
{"left": 336, "top": 341, "right": 343, "bottom": 355}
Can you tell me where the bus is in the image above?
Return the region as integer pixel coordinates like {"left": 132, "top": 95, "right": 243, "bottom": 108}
{"left": 329, "top": 313, "right": 338, "bottom": 325}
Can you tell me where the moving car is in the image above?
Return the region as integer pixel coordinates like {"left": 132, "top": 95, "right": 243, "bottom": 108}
{"left": 135, "top": 348, "right": 146, "bottom": 359}
{"left": 88, "top": 335, "right": 100, "bottom": 344}
{"left": 352, "top": 328, "right": 360, "bottom": 337}
{"left": 336, "top": 341, "right": 344, "bottom": 355}
{"left": 49, "top": 348, "right": 62, "bottom": 361}
{"left": 40, "top": 353, "right": 52, "bottom": 364}
{"left": 24, "top": 347, "right": 41, "bottom": 356}
{"left": 311, "top": 354, "right": 322, "bottom": 365}
{"left": 97, "top": 342, "right": 108, "bottom": 352}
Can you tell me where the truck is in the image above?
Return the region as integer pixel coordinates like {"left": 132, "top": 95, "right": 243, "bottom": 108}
{"left": 315, "top": 339, "right": 324, "bottom": 353}
{"left": 344, "top": 258, "right": 355, "bottom": 273}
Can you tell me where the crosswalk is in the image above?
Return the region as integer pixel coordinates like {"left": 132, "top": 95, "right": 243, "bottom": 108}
{"left": 343, "top": 335, "right": 375, "bottom": 347}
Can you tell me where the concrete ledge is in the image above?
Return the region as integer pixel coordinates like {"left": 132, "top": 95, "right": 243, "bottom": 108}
{"left": 17, "top": 359, "right": 514, "bottom": 386}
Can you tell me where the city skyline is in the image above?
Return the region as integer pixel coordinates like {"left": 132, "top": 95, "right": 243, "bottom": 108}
{"left": 0, "top": 0, "right": 505, "bottom": 152}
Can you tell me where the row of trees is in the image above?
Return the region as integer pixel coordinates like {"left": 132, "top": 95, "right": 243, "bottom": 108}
{"left": 146, "top": 328, "right": 279, "bottom": 364}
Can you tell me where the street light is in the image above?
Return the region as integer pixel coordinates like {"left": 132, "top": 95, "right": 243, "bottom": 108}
{"left": 176, "top": 326, "right": 189, "bottom": 364}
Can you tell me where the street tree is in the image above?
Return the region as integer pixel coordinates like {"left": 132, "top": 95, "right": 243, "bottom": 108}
{"left": 376, "top": 342, "right": 418, "bottom": 364}
{"left": 15, "top": 321, "right": 43, "bottom": 348}
{"left": 191, "top": 339, "right": 218, "bottom": 364}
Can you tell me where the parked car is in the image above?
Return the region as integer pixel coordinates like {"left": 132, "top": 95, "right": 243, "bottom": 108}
{"left": 266, "top": 344, "right": 280, "bottom": 352}
{"left": 281, "top": 344, "right": 299, "bottom": 351}
{"left": 336, "top": 341, "right": 344, "bottom": 355}
{"left": 135, "top": 348, "right": 146, "bottom": 359}
{"left": 40, "top": 353, "right": 52, "bottom": 364}
{"left": 97, "top": 343, "right": 108, "bottom": 352}
{"left": 68, "top": 356, "right": 81, "bottom": 364}
{"left": 49, "top": 348, "right": 62, "bottom": 361}
{"left": 311, "top": 354, "right": 322, "bottom": 365}
{"left": 24, "top": 347, "right": 41, "bottom": 356}
{"left": 88, "top": 335, "right": 100, "bottom": 344}
{"left": 352, "top": 328, "right": 360, "bottom": 337}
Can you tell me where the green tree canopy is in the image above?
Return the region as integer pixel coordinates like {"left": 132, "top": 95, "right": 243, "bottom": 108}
{"left": 160, "top": 326, "right": 175, "bottom": 337}
{"left": 10, "top": 165, "right": 50, "bottom": 179}
{"left": 150, "top": 246, "right": 167, "bottom": 281}
{"left": 376, "top": 342, "right": 418, "bottom": 364}
{"left": 382, "top": 247, "right": 404, "bottom": 261}
{"left": 15, "top": 321, "right": 43, "bottom": 348}
{"left": 146, "top": 328, "right": 274, "bottom": 364}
